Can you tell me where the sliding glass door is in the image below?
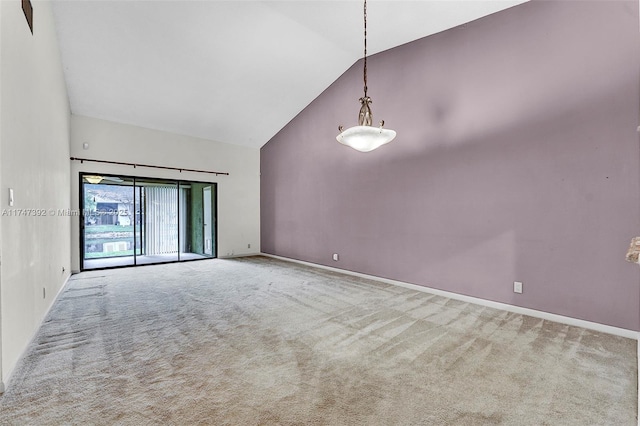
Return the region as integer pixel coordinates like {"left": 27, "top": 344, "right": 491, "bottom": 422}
{"left": 81, "top": 174, "right": 217, "bottom": 270}
{"left": 138, "top": 178, "right": 180, "bottom": 264}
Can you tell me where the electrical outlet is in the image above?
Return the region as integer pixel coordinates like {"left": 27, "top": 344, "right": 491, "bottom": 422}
{"left": 248, "top": 243, "right": 251, "bottom": 249}
{"left": 333, "top": 253, "right": 339, "bottom": 261}
{"left": 43, "top": 287, "right": 46, "bottom": 299}
{"left": 514, "top": 281, "right": 523, "bottom": 294}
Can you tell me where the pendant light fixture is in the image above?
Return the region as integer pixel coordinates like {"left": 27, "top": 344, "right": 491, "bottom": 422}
{"left": 337, "top": 0, "right": 396, "bottom": 153}
{"left": 84, "top": 175, "right": 104, "bottom": 184}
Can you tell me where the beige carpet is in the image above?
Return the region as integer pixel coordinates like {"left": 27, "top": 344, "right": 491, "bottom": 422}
{"left": 0, "top": 256, "right": 636, "bottom": 425}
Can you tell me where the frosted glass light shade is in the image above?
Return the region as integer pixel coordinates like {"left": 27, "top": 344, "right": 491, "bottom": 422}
{"left": 336, "top": 125, "right": 396, "bottom": 153}
{"left": 84, "top": 175, "right": 104, "bottom": 184}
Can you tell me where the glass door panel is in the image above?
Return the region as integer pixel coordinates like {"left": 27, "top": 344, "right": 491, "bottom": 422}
{"left": 82, "top": 175, "right": 136, "bottom": 269}
{"left": 137, "top": 178, "right": 179, "bottom": 265}
{"left": 135, "top": 184, "right": 144, "bottom": 259}
{"left": 180, "top": 182, "right": 215, "bottom": 259}
{"left": 178, "top": 184, "right": 193, "bottom": 260}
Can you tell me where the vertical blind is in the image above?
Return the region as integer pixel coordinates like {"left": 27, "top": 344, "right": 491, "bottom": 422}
{"left": 145, "top": 186, "right": 179, "bottom": 255}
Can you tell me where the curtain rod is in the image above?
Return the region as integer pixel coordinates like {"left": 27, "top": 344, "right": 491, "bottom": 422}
{"left": 70, "top": 157, "right": 229, "bottom": 176}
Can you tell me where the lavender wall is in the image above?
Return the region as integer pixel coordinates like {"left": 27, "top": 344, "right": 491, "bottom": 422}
{"left": 261, "top": 0, "right": 640, "bottom": 330}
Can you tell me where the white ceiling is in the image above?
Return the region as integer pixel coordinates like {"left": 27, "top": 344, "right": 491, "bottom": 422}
{"left": 51, "top": 0, "right": 528, "bottom": 149}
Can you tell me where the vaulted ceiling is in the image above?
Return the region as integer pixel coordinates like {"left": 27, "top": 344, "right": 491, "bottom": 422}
{"left": 52, "top": 1, "right": 528, "bottom": 148}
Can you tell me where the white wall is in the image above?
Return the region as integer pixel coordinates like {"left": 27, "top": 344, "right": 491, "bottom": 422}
{"left": 0, "top": 0, "right": 72, "bottom": 389}
{"left": 70, "top": 115, "right": 260, "bottom": 272}
{"left": 0, "top": 0, "right": 4, "bottom": 391}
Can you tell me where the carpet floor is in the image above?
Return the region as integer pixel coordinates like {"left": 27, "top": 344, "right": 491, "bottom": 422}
{"left": 0, "top": 256, "right": 636, "bottom": 425}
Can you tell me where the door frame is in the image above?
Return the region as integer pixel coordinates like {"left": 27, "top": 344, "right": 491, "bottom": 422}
{"left": 79, "top": 172, "right": 218, "bottom": 271}
{"left": 203, "top": 186, "right": 212, "bottom": 256}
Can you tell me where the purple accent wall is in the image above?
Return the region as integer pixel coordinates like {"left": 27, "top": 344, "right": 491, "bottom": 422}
{"left": 261, "top": 0, "right": 640, "bottom": 330}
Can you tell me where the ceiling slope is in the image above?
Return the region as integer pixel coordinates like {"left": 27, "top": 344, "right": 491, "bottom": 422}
{"left": 52, "top": 1, "right": 528, "bottom": 148}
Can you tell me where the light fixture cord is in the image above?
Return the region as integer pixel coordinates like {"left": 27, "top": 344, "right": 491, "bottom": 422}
{"left": 363, "top": 0, "right": 368, "bottom": 98}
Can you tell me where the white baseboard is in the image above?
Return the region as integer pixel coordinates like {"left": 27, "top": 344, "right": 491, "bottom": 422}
{"left": 262, "top": 253, "right": 639, "bottom": 340}
{"left": 53, "top": 273, "right": 73, "bottom": 305}
{"left": 220, "top": 252, "right": 261, "bottom": 259}
{"left": 1, "top": 272, "right": 73, "bottom": 394}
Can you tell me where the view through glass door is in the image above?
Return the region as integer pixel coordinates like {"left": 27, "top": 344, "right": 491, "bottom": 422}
{"left": 81, "top": 174, "right": 217, "bottom": 270}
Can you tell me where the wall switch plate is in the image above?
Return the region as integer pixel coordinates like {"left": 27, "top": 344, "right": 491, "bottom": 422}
{"left": 514, "top": 281, "right": 523, "bottom": 294}
{"left": 332, "top": 253, "right": 339, "bottom": 261}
